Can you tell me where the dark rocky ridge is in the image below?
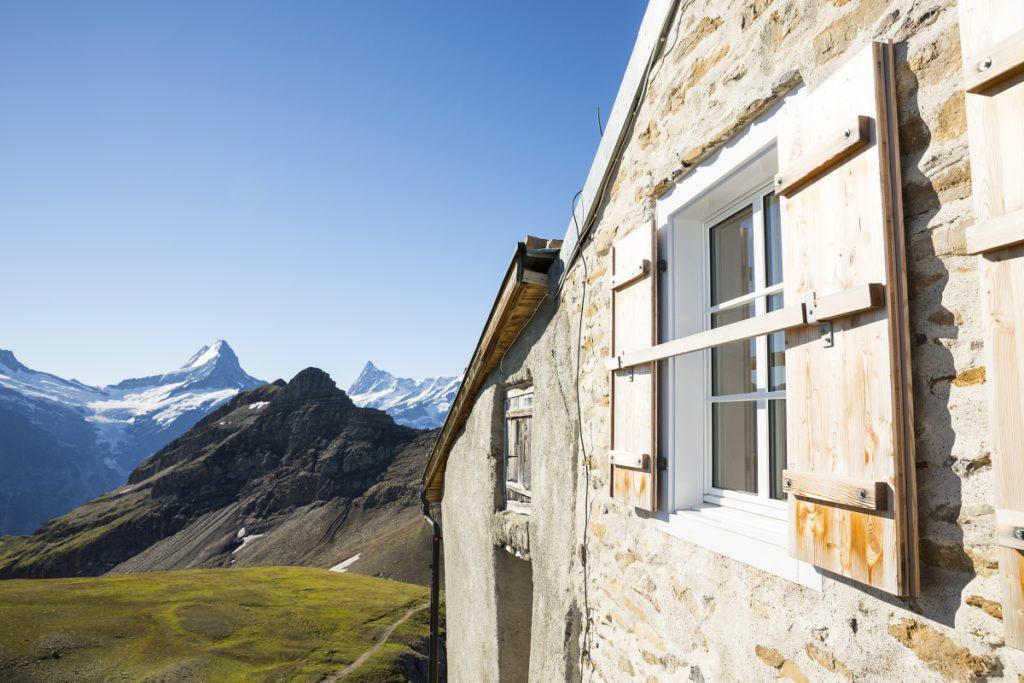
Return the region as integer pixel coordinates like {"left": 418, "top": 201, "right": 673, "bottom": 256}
{"left": 0, "top": 367, "right": 435, "bottom": 583}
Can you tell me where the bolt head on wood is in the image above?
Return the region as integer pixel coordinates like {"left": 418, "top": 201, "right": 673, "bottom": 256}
{"left": 979, "top": 57, "right": 993, "bottom": 71}
{"left": 858, "top": 488, "right": 867, "bottom": 499}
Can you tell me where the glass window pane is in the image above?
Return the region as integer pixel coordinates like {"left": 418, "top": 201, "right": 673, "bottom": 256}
{"left": 767, "top": 293, "right": 786, "bottom": 391}
{"left": 712, "top": 401, "right": 758, "bottom": 494}
{"left": 711, "top": 303, "right": 756, "bottom": 395}
{"left": 764, "top": 192, "right": 783, "bottom": 287}
{"left": 709, "top": 206, "right": 754, "bottom": 305}
{"left": 769, "top": 400, "right": 787, "bottom": 501}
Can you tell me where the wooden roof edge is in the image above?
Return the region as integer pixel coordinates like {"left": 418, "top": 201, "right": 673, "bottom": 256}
{"left": 422, "top": 238, "right": 559, "bottom": 500}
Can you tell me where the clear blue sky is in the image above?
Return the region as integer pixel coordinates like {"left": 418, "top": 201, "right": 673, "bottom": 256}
{"left": 0, "top": 1, "right": 646, "bottom": 388}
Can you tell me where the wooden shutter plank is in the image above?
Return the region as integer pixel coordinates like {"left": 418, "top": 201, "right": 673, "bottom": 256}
{"left": 959, "top": 0, "right": 1024, "bottom": 649}
{"left": 609, "top": 223, "right": 657, "bottom": 511}
{"left": 778, "top": 42, "right": 918, "bottom": 596}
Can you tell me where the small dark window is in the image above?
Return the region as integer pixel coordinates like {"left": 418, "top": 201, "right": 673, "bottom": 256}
{"left": 504, "top": 386, "right": 533, "bottom": 512}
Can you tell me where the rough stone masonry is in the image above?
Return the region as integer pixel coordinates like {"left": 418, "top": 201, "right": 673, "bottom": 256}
{"left": 438, "top": 0, "right": 1021, "bottom": 681}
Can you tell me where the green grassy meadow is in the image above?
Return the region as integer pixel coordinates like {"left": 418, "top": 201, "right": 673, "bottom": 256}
{"left": 0, "top": 566, "right": 430, "bottom": 682}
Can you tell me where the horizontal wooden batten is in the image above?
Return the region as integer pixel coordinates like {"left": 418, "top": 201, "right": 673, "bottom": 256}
{"left": 506, "top": 408, "right": 533, "bottom": 419}
{"left": 774, "top": 115, "right": 872, "bottom": 196}
{"left": 996, "top": 510, "right": 1024, "bottom": 552}
{"left": 606, "top": 283, "right": 885, "bottom": 370}
{"left": 611, "top": 259, "right": 650, "bottom": 290}
{"left": 966, "top": 209, "right": 1024, "bottom": 254}
{"left": 964, "top": 28, "right": 1024, "bottom": 94}
{"left": 609, "top": 450, "right": 650, "bottom": 470}
{"left": 809, "top": 283, "right": 885, "bottom": 320}
{"left": 782, "top": 470, "right": 888, "bottom": 511}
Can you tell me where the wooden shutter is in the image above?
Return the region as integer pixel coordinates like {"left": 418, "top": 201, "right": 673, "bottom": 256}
{"left": 958, "top": 0, "right": 1024, "bottom": 648}
{"left": 609, "top": 223, "right": 657, "bottom": 511}
{"left": 776, "top": 42, "right": 918, "bottom": 596}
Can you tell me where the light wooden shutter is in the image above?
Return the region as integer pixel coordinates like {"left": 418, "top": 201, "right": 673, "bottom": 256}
{"left": 776, "top": 42, "right": 918, "bottom": 596}
{"left": 958, "top": 0, "right": 1024, "bottom": 649}
{"left": 609, "top": 223, "right": 657, "bottom": 511}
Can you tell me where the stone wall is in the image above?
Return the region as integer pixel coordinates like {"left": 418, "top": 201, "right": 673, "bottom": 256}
{"left": 440, "top": 0, "right": 1021, "bottom": 680}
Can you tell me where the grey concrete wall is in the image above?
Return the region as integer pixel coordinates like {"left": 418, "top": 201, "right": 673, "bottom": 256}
{"left": 440, "top": 0, "right": 1022, "bottom": 680}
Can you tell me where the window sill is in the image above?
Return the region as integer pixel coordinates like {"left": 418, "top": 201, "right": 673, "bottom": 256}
{"left": 656, "top": 504, "right": 822, "bottom": 591}
{"left": 491, "top": 509, "right": 531, "bottom": 559}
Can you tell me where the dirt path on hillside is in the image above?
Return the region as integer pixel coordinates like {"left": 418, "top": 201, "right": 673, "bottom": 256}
{"left": 324, "top": 602, "right": 430, "bottom": 681}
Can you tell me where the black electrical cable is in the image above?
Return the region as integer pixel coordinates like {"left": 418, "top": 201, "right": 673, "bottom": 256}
{"left": 571, "top": 188, "right": 593, "bottom": 681}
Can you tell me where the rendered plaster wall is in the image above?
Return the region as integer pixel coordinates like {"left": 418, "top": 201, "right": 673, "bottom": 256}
{"left": 443, "top": 0, "right": 1018, "bottom": 681}
{"left": 441, "top": 296, "right": 585, "bottom": 681}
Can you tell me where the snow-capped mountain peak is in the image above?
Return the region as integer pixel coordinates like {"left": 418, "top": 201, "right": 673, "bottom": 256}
{"left": 0, "top": 349, "right": 29, "bottom": 374}
{"left": 0, "top": 341, "right": 263, "bottom": 474}
{"left": 347, "top": 362, "right": 460, "bottom": 430}
{"left": 184, "top": 340, "right": 231, "bottom": 369}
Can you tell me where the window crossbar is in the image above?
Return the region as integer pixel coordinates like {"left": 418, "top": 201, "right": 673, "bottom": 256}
{"left": 707, "top": 283, "right": 784, "bottom": 314}
{"left": 608, "top": 283, "right": 884, "bottom": 371}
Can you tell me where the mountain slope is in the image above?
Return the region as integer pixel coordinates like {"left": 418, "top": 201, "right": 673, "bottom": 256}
{"left": 0, "top": 341, "right": 263, "bottom": 534}
{"left": 0, "top": 368, "right": 435, "bottom": 585}
{"left": 348, "top": 361, "right": 459, "bottom": 429}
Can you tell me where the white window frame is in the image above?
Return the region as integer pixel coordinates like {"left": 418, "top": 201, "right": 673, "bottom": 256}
{"left": 700, "top": 184, "right": 787, "bottom": 521}
{"left": 652, "top": 94, "right": 821, "bottom": 590}
{"left": 504, "top": 385, "right": 533, "bottom": 515}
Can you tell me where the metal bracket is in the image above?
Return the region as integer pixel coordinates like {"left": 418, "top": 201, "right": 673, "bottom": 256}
{"left": 819, "top": 321, "right": 834, "bottom": 348}
{"left": 804, "top": 291, "right": 818, "bottom": 323}
{"left": 804, "top": 291, "right": 833, "bottom": 347}
{"left": 627, "top": 367, "right": 635, "bottom": 382}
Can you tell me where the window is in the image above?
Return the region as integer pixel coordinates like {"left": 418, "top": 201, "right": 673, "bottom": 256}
{"left": 504, "top": 386, "right": 533, "bottom": 513}
{"left": 654, "top": 99, "right": 821, "bottom": 589}
{"left": 703, "top": 187, "right": 786, "bottom": 514}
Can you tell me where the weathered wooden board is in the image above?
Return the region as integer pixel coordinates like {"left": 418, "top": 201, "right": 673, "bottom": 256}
{"left": 609, "top": 222, "right": 657, "bottom": 511}
{"left": 778, "top": 42, "right": 918, "bottom": 596}
{"left": 960, "top": 0, "right": 1024, "bottom": 649}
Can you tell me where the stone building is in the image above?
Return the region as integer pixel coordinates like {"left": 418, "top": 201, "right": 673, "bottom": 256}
{"left": 422, "top": 0, "right": 1024, "bottom": 680}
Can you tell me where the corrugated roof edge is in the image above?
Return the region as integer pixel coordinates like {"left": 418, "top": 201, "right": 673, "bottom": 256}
{"left": 554, "top": 0, "right": 679, "bottom": 286}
